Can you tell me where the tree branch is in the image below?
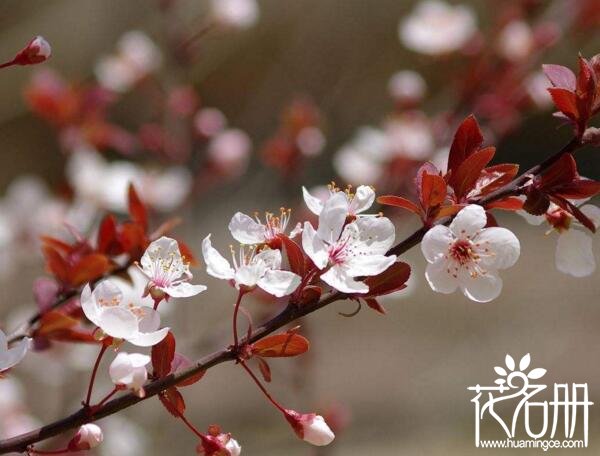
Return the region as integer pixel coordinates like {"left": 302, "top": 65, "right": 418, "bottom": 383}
{"left": 0, "top": 137, "right": 584, "bottom": 454}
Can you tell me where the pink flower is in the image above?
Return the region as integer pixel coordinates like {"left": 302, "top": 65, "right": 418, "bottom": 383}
{"left": 421, "top": 205, "right": 520, "bottom": 302}
{"left": 284, "top": 410, "right": 335, "bottom": 446}
{"left": 0, "top": 330, "right": 30, "bottom": 373}
{"left": 138, "top": 237, "right": 206, "bottom": 299}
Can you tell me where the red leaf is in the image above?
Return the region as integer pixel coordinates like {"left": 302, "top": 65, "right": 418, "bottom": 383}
{"left": 69, "top": 254, "right": 111, "bottom": 287}
{"left": 170, "top": 353, "right": 205, "bottom": 387}
{"left": 447, "top": 115, "right": 484, "bottom": 175}
{"left": 362, "top": 262, "right": 411, "bottom": 298}
{"left": 128, "top": 184, "right": 148, "bottom": 230}
{"left": 485, "top": 197, "right": 524, "bottom": 211}
{"left": 475, "top": 163, "right": 520, "bottom": 195}
{"left": 554, "top": 178, "right": 600, "bottom": 200}
{"left": 449, "top": 146, "right": 496, "bottom": 200}
{"left": 542, "top": 64, "right": 576, "bottom": 90}
{"left": 280, "top": 235, "right": 305, "bottom": 277}
{"left": 42, "top": 245, "right": 70, "bottom": 284}
{"left": 97, "top": 215, "right": 118, "bottom": 254}
{"left": 159, "top": 387, "right": 185, "bottom": 417}
{"left": 256, "top": 357, "right": 272, "bottom": 383}
{"left": 547, "top": 88, "right": 578, "bottom": 120}
{"left": 118, "top": 222, "right": 148, "bottom": 259}
{"left": 36, "top": 311, "right": 78, "bottom": 336}
{"left": 377, "top": 195, "right": 421, "bottom": 215}
{"left": 523, "top": 188, "right": 551, "bottom": 215}
{"left": 420, "top": 173, "right": 447, "bottom": 208}
{"left": 251, "top": 333, "right": 310, "bottom": 358}
{"left": 152, "top": 331, "right": 176, "bottom": 378}
{"left": 364, "top": 298, "right": 386, "bottom": 315}
{"left": 539, "top": 153, "right": 577, "bottom": 190}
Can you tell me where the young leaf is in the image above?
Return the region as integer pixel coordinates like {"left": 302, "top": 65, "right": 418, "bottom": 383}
{"left": 281, "top": 235, "right": 306, "bottom": 277}
{"left": 251, "top": 333, "right": 310, "bottom": 358}
{"left": 377, "top": 195, "right": 421, "bottom": 215}
{"left": 256, "top": 357, "right": 272, "bottom": 383}
{"left": 152, "top": 331, "right": 176, "bottom": 378}
{"left": 364, "top": 297, "right": 386, "bottom": 315}
{"left": 362, "top": 262, "right": 411, "bottom": 298}
{"left": 97, "top": 215, "right": 118, "bottom": 254}
{"left": 420, "top": 173, "right": 447, "bottom": 208}
{"left": 542, "top": 64, "right": 576, "bottom": 89}
{"left": 69, "top": 254, "right": 111, "bottom": 287}
{"left": 447, "top": 115, "right": 484, "bottom": 175}
{"left": 159, "top": 386, "right": 186, "bottom": 417}
{"left": 128, "top": 183, "right": 148, "bottom": 230}
{"left": 449, "top": 147, "right": 495, "bottom": 200}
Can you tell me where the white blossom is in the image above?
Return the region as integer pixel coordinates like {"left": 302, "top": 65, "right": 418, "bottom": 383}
{"left": 228, "top": 209, "right": 302, "bottom": 245}
{"left": 29, "top": 36, "right": 51, "bottom": 60}
{"left": 109, "top": 352, "right": 150, "bottom": 396}
{"left": 302, "top": 183, "right": 376, "bottom": 217}
{"left": 388, "top": 70, "right": 427, "bottom": 104}
{"left": 421, "top": 205, "right": 520, "bottom": 302}
{"left": 211, "top": 0, "right": 260, "bottom": 29}
{"left": 202, "top": 235, "right": 301, "bottom": 297}
{"left": 81, "top": 280, "right": 169, "bottom": 346}
{"left": 207, "top": 129, "right": 251, "bottom": 178}
{"left": 0, "top": 330, "right": 30, "bottom": 373}
{"left": 138, "top": 237, "right": 206, "bottom": 299}
{"left": 302, "top": 192, "right": 397, "bottom": 294}
{"left": 334, "top": 127, "right": 390, "bottom": 185}
{"left": 399, "top": 0, "right": 477, "bottom": 55}
{"left": 95, "top": 31, "right": 162, "bottom": 93}
{"left": 519, "top": 202, "right": 600, "bottom": 277}
{"left": 496, "top": 20, "right": 533, "bottom": 62}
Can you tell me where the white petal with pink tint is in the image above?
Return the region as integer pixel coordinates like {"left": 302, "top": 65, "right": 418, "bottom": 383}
{"left": 556, "top": 229, "right": 595, "bottom": 277}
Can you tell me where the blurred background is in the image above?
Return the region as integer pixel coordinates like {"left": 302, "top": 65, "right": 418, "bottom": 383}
{"left": 0, "top": 0, "right": 599, "bottom": 454}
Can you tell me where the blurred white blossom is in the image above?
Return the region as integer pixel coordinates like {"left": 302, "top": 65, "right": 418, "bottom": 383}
{"left": 211, "top": 0, "right": 260, "bottom": 30}
{"left": 399, "top": 0, "right": 477, "bottom": 55}
{"left": 496, "top": 20, "right": 533, "bottom": 61}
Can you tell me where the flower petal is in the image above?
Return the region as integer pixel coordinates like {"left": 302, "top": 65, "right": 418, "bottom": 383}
{"left": 580, "top": 204, "right": 600, "bottom": 229}
{"left": 228, "top": 212, "right": 266, "bottom": 244}
{"left": 141, "top": 237, "right": 184, "bottom": 280}
{"left": 425, "top": 257, "right": 459, "bottom": 294}
{"left": 555, "top": 229, "right": 595, "bottom": 277}
{"left": 348, "top": 185, "right": 375, "bottom": 214}
{"left": 163, "top": 282, "right": 207, "bottom": 298}
{"left": 474, "top": 227, "right": 520, "bottom": 270}
{"left": 449, "top": 204, "right": 486, "bottom": 238}
{"left": 345, "top": 254, "right": 397, "bottom": 277}
{"left": 254, "top": 248, "right": 282, "bottom": 270}
{"left": 302, "top": 222, "right": 329, "bottom": 269}
{"left": 202, "top": 235, "right": 235, "bottom": 280}
{"left": 353, "top": 216, "right": 396, "bottom": 254}
{"left": 235, "top": 263, "right": 264, "bottom": 287}
{"left": 302, "top": 186, "right": 325, "bottom": 215}
{"left": 0, "top": 337, "right": 30, "bottom": 372}
{"left": 317, "top": 191, "right": 348, "bottom": 244}
{"left": 257, "top": 270, "right": 301, "bottom": 297}
{"left": 128, "top": 327, "right": 169, "bottom": 347}
{"left": 81, "top": 284, "right": 101, "bottom": 327}
{"left": 459, "top": 271, "right": 503, "bottom": 303}
{"left": 99, "top": 307, "right": 139, "bottom": 339}
{"left": 421, "top": 225, "right": 453, "bottom": 263}
{"left": 321, "top": 265, "right": 369, "bottom": 294}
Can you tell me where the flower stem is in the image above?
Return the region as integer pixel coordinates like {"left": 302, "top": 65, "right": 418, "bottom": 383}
{"left": 84, "top": 343, "right": 109, "bottom": 407}
{"left": 95, "top": 387, "right": 119, "bottom": 408}
{"left": 232, "top": 290, "right": 246, "bottom": 349}
{"left": 239, "top": 359, "right": 286, "bottom": 413}
{"left": 177, "top": 412, "right": 205, "bottom": 440}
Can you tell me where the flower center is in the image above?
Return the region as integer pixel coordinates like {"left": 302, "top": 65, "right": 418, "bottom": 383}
{"left": 258, "top": 208, "right": 291, "bottom": 240}
{"left": 449, "top": 239, "right": 475, "bottom": 265}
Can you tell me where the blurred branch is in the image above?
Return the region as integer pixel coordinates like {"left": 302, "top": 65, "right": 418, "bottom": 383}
{"left": 0, "top": 136, "right": 585, "bottom": 455}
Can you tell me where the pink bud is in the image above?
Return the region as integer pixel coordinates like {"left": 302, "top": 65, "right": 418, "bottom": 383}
{"left": 13, "top": 36, "right": 52, "bottom": 65}
{"left": 284, "top": 410, "right": 335, "bottom": 446}
{"left": 69, "top": 424, "right": 103, "bottom": 450}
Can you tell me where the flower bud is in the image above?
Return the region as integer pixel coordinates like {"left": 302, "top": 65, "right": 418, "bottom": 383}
{"left": 109, "top": 352, "right": 150, "bottom": 397}
{"left": 69, "top": 424, "right": 103, "bottom": 450}
{"left": 14, "top": 36, "right": 51, "bottom": 65}
{"left": 284, "top": 410, "right": 335, "bottom": 446}
{"left": 197, "top": 429, "right": 242, "bottom": 456}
